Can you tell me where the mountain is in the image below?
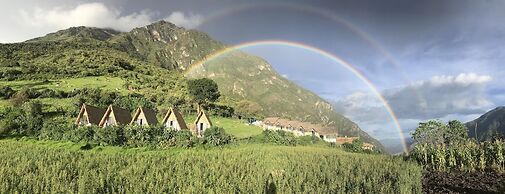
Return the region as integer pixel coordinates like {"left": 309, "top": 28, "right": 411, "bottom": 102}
{"left": 380, "top": 137, "right": 414, "bottom": 154}
{"left": 466, "top": 106, "right": 505, "bottom": 141}
{"left": 0, "top": 21, "right": 384, "bottom": 150}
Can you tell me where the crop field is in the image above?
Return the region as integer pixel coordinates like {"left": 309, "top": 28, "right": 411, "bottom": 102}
{"left": 0, "top": 139, "right": 422, "bottom": 193}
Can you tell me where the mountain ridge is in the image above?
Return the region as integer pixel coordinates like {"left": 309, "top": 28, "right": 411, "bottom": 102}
{"left": 466, "top": 106, "right": 505, "bottom": 141}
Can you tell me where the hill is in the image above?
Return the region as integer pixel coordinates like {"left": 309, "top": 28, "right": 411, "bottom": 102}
{"left": 0, "top": 21, "right": 383, "bottom": 149}
{"left": 466, "top": 106, "right": 505, "bottom": 141}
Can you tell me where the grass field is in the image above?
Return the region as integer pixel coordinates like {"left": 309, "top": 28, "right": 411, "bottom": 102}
{"left": 0, "top": 76, "right": 127, "bottom": 94}
{"left": 0, "top": 138, "right": 422, "bottom": 193}
{"left": 182, "top": 115, "right": 263, "bottom": 139}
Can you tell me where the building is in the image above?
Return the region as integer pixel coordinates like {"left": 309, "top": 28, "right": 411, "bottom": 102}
{"left": 263, "top": 117, "right": 280, "bottom": 130}
{"left": 99, "top": 105, "right": 132, "bottom": 128}
{"left": 75, "top": 104, "right": 106, "bottom": 126}
{"left": 193, "top": 109, "right": 212, "bottom": 137}
{"left": 161, "top": 107, "right": 188, "bottom": 131}
{"left": 130, "top": 107, "right": 158, "bottom": 127}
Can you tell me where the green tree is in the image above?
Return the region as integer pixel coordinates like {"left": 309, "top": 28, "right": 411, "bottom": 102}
{"left": 412, "top": 120, "right": 468, "bottom": 145}
{"left": 187, "top": 78, "right": 220, "bottom": 107}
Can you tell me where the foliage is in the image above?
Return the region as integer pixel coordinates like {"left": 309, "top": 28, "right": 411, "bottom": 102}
{"left": 0, "top": 101, "right": 43, "bottom": 136}
{"left": 187, "top": 78, "right": 220, "bottom": 105}
{"left": 262, "top": 130, "right": 298, "bottom": 146}
{"left": 0, "top": 86, "right": 15, "bottom": 99}
{"left": 343, "top": 139, "right": 365, "bottom": 153}
{"left": 93, "top": 126, "right": 125, "bottom": 146}
{"left": 412, "top": 120, "right": 468, "bottom": 145}
{"left": 0, "top": 139, "right": 422, "bottom": 193}
{"left": 203, "top": 126, "right": 232, "bottom": 146}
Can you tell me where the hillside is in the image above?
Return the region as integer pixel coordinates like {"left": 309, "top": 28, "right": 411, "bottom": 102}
{"left": 466, "top": 106, "right": 505, "bottom": 141}
{"left": 0, "top": 21, "right": 383, "bottom": 149}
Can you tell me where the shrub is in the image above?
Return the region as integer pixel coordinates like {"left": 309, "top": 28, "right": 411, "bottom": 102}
{"left": 93, "top": 126, "right": 125, "bottom": 146}
{"left": 263, "top": 130, "right": 297, "bottom": 146}
{"left": 123, "top": 125, "right": 163, "bottom": 147}
{"left": 172, "top": 130, "right": 197, "bottom": 148}
{"left": 63, "top": 126, "right": 94, "bottom": 143}
{"left": 203, "top": 127, "right": 232, "bottom": 146}
{"left": 0, "top": 86, "right": 15, "bottom": 99}
{"left": 38, "top": 117, "right": 72, "bottom": 141}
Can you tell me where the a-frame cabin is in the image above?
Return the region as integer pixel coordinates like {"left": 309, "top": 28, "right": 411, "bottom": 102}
{"left": 161, "top": 107, "right": 188, "bottom": 131}
{"left": 99, "top": 105, "right": 132, "bottom": 128}
{"left": 130, "top": 107, "right": 158, "bottom": 126}
{"left": 193, "top": 109, "right": 212, "bottom": 137}
{"left": 75, "top": 104, "right": 106, "bottom": 126}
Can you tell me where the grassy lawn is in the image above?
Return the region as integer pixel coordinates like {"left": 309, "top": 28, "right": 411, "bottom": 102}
{"left": 0, "top": 76, "right": 127, "bottom": 94}
{"left": 37, "top": 98, "right": 77, "bottom": 112}
{"left": 183, "top": 116, "right": 263, "bottom": 139}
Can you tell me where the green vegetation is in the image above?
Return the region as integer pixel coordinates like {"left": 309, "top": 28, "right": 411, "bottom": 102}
{"left": 409, "top": 120, "right": 505, "bottom": 173}
{"left": 211, "top": 117, "right": 263, "bottom": 138}
{"left": 0, "top": 76, "right": 126, "bottom": 93}
{"left": 0, "top": 139, "right": 422, "bottom": 193}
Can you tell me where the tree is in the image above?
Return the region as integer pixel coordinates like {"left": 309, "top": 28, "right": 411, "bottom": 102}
{"left": 187, "top": 78, "right": 220, "bottom": 107}
{"left": 412, "top": 120, "right": 468, "bottom": 145}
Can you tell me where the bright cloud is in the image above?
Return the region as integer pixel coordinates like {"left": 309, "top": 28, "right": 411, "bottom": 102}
{"left": 164, "top": 12, "right": 203, "bottom": 29}
{"left": 19, "top": 2, "right": 202, "bottom": 32}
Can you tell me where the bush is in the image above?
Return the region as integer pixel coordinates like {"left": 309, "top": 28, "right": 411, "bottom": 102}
{"left": 93, "top": 126, "right": 125, "bottom": 146}
{"left": 203, "top": 127, "right": 232, "bottom": 146}
{"left": 263, "top": 130, "right": 297, "bottom": 146}
{"left": 123, "top": 125, "right": 163, "bottom": 147}
{"left": 172, "top": 130, "right": 197, "bottom": 148}
{"left": 63, "top": 126, "right": 94, "bottom": 143}
{"left": 38, "top": 117, "right": 72, "bottom": 141}
{"left": 0, "top": 86, "right": 15, "bottom": 99}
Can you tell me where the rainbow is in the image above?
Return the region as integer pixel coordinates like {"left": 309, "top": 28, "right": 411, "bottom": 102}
{"left": 196, "top": 2, "right": 428, "bottom": 119}
{"left": 187, "top": 40, "right": 409, "bottom": 153}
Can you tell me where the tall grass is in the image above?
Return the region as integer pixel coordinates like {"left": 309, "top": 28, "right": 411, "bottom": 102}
{"left": 0, "top": 139, "right": 422, "bottom": 193}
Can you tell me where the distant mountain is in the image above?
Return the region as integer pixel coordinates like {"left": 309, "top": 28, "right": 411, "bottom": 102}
{"left": 466, "top": 106, "right": 505, "bottom": 141}
{"left": 0, "top": 21, "right": 384, "bottom": 150}
{"left": 380, "top": 137, "right": 414, "bottom": 154}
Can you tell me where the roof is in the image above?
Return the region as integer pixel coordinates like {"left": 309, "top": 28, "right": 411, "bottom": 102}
{"left": 335, "top": 137, "right": 358, "bottom": 144}
{"left": 317, "top": 127, "right": 338, "bottom": 135}
{"left": 162, "top": 107, "right": 188, "bottom": 129}
{"left": 75, "top": 104, "right": 106, "bottom": 125}
{"left": 99, "top": 105, "right": 132, "bottom": 126}
{"left": 263, "top": 117, "right": 279, "bottom": 125}
{"left": 275, "top": 118, "right": 292, "bottom": 127}
{"left": 194, "top": 109, "right": 212, "bottom": 126}
{"left": 130, "top": 107, "right": 158, "bottom": 126}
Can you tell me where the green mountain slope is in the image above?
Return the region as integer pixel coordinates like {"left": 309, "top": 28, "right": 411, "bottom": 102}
{"left": 466, "top": 106, "right": 505, "bottom": 141}
{"left": 0, "top": 21, "right": 384, "bottom": 149}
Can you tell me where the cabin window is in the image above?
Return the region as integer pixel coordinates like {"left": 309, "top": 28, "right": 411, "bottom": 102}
{"left": 170, "top": 121, "right": 174, "bottom": 127}
{"left": 139, "top": 119, "right": 143, "bottom": 125}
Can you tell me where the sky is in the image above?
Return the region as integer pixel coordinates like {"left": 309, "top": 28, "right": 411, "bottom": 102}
{"left": 1, "top": 0, "right": 504, "bottom": 144}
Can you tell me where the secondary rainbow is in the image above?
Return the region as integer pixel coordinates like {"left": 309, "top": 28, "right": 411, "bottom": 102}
{"left": 187, "top": 40, "right": 409, "bottom": 153}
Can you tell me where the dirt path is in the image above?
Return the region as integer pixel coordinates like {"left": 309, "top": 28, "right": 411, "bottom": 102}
{"left": 423, "top": 170, "right": 505, "bottom": 194}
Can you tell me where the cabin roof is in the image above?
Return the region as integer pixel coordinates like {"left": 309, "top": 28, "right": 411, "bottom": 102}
{"left": 194, "top": 109, "right": 212, "bottom": 126}
{"left": 76, "top": 104, "right": 106, "bottom": 125}
{"left": 131, "top": 107, "right": 158, "bottom": 125}
{"left": 100, "top": 105, "right": 132, "bottom": 126}
{"left": 162, "top": 107, "right": 188, "bottom": 129}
